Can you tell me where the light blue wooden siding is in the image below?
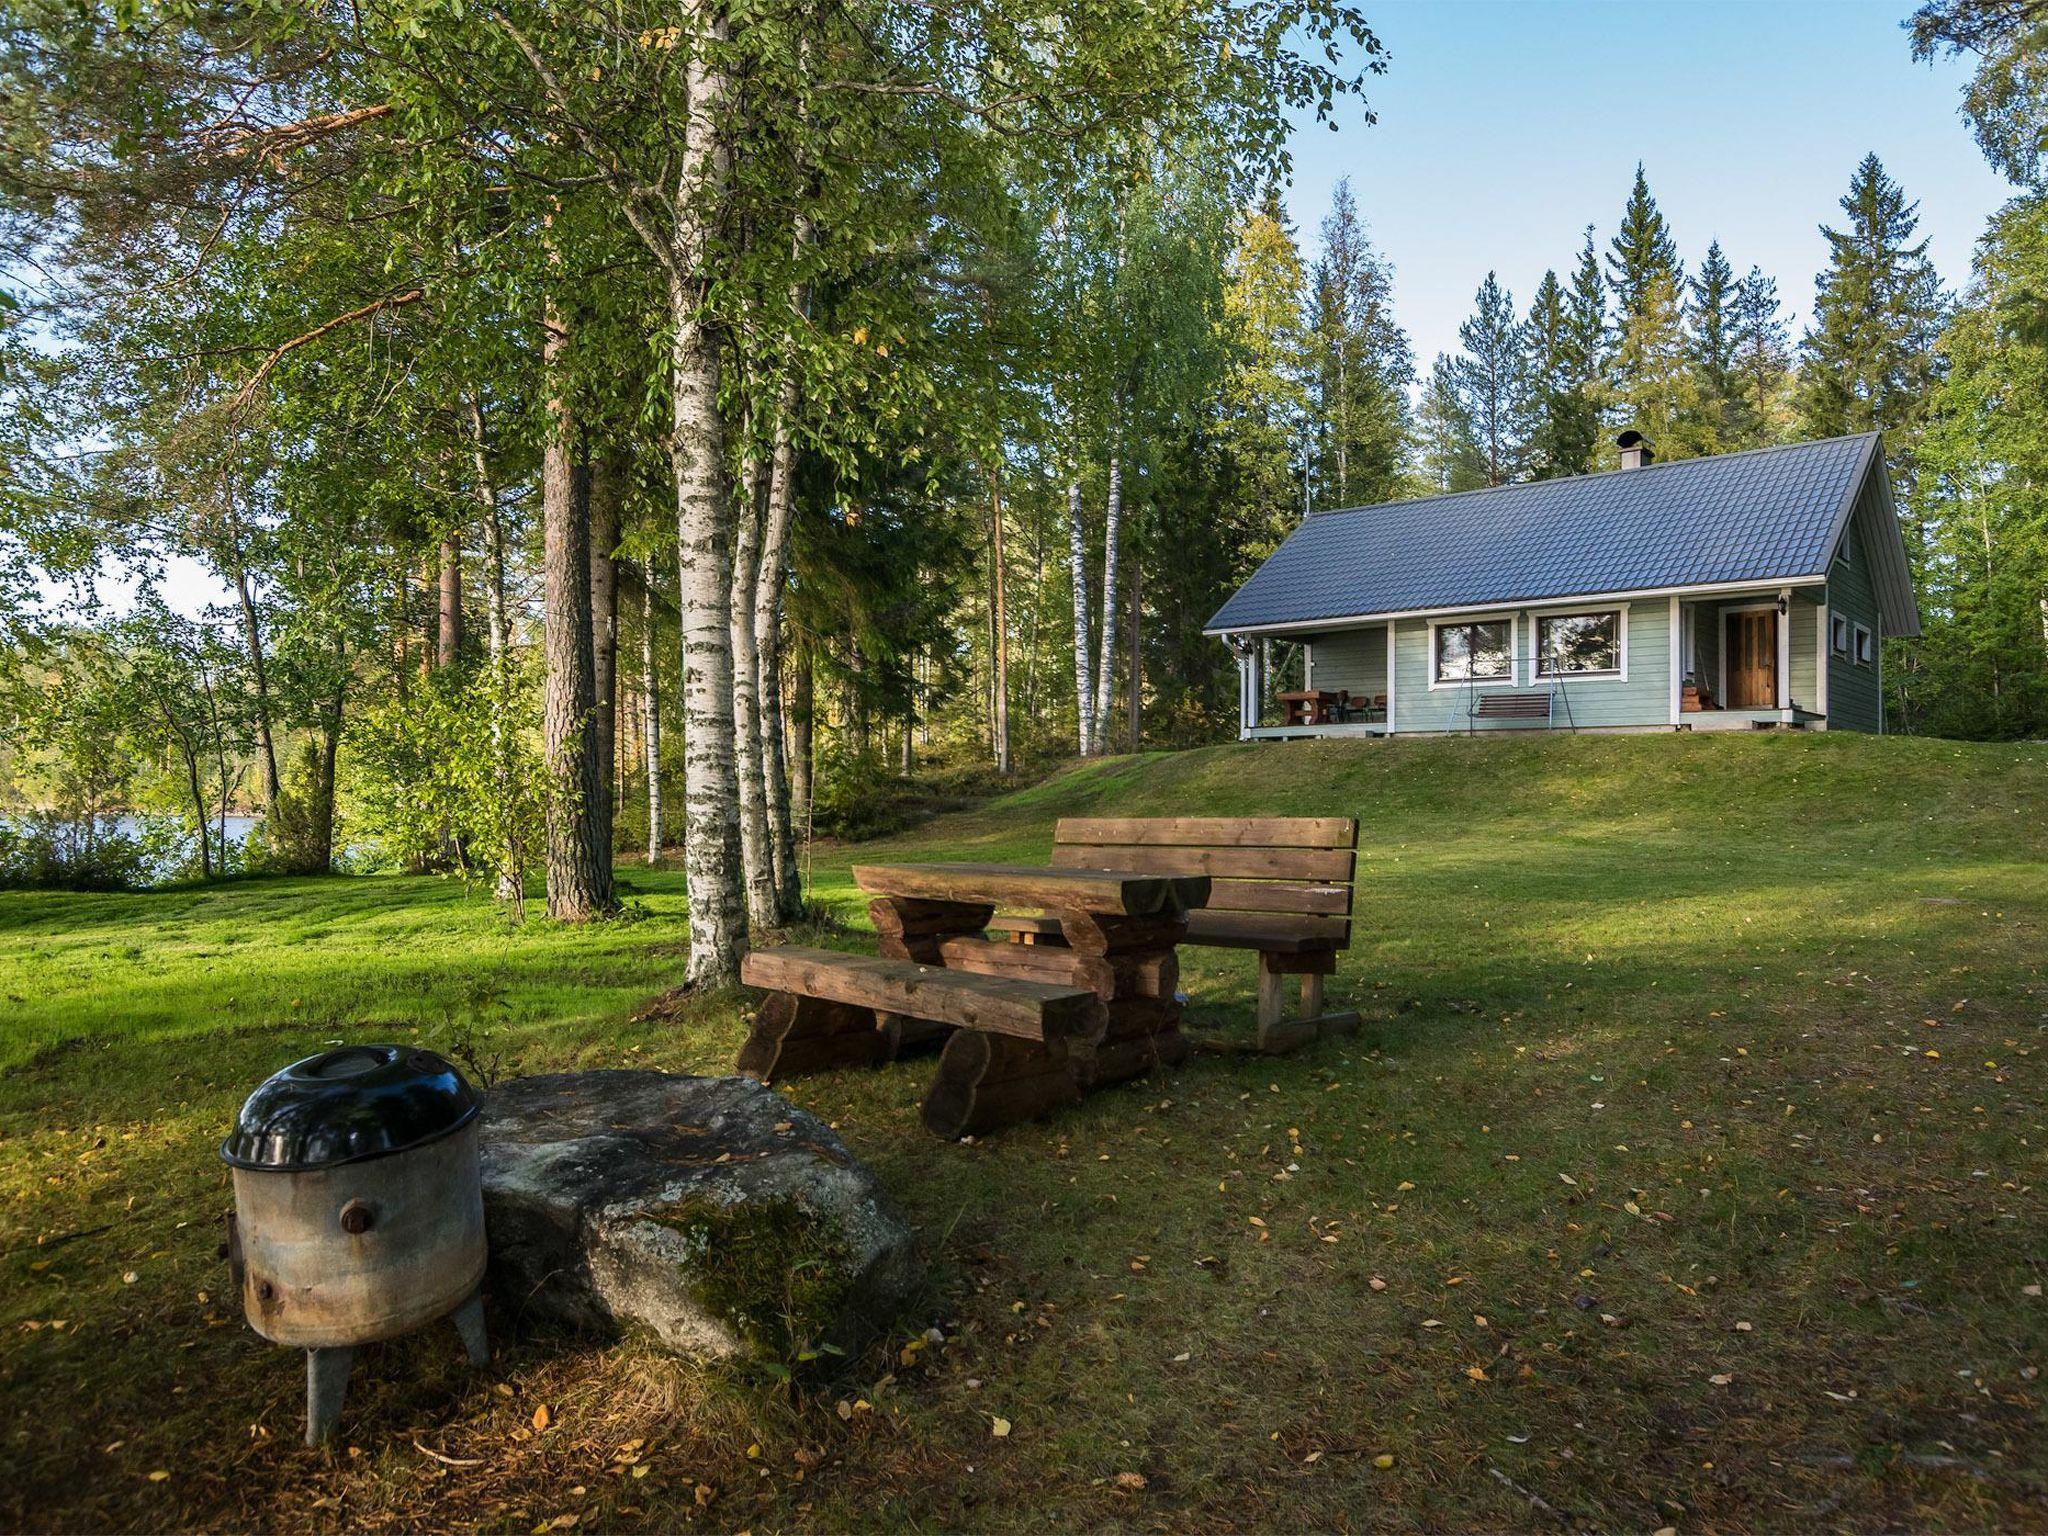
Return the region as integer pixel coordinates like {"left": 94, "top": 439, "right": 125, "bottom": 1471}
{"left": 1307, "top": 626, "right": 1388, "bottom": 699}
{"left": 1825, "top": 527, "right": 1883, "bottom": 732}
{"left": 1381, "top": 602, "right": 1674, "bottom": 731}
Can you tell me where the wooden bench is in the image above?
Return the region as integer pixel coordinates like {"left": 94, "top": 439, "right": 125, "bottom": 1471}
{"left": 1472, "top": 690, "right": 1553, "bottom": 723}
{"left": 986, "top": 817, "right": 1360, "bottom": 1053}
{"left": 737, "top": 946, "right": 1105, "bottom": 1138}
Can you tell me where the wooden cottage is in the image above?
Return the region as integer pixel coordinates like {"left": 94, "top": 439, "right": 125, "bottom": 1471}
{"left": 1207, "top": 432, "right": 1919, "bottom": 737}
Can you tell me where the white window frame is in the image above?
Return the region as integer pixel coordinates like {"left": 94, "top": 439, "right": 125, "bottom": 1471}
{"left": 1830, "top": 612, "right": 1851, "bottom": 658}
{"left": 1427, "top": 614, "right": 1519, "bottom": 690}
{"left": 1852, "top": 621, "right": 1874, "bottom": 667}
{"left": 1532, "top": 606, "right": 1629, "bottom": 684}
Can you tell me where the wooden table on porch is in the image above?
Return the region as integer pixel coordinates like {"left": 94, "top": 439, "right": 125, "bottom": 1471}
{"left": 854, "top": 861, "right": 1210, "bottom": 1135}
{"left": 1278, "top": 689, "right": 1342, "bottom": 726}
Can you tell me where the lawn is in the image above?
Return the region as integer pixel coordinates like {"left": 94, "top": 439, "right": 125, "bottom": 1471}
{"left": 2, "top": 732, "right": 2044, "bottom": 1533}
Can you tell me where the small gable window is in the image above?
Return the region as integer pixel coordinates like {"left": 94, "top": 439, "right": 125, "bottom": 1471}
{"left": 1536, "top": 610, "right": 1623, "bottom": 678}
{"left": 1830, "top": 613, "right": 1851, "bottom": 658}
{"left": 1433, "top": 620, "right": 1513, "bottom": 684}
{"left": 1853, "top": 622, "right": 1875, "bottom": 667}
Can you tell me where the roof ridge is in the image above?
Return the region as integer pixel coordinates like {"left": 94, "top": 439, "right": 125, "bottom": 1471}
{"left": 1308, "top": 432, "right": 1881, "bottom": 523}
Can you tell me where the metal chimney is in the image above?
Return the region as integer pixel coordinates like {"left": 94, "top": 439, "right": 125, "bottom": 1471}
{"left": 1617, "top": 430, "right": 1654, "bottom": 470}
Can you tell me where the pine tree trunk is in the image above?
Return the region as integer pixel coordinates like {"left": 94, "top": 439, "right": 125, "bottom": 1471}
{"left": 1092, "top": 451, "right": 1122, "bottom": 754}
{"left": 1067, "top": 471, "right": 1093, "bottom": 756}
{"left": 589, "top": 454, "right": 621, "bottom": 864}
{"left": 730, "top": 450, "right": 778, "bottom": 930}
{"left": 541, "top": 304, "right": 612, "bottom": 921}
{"left": 437, "top": 533, "right": 462, "bottom": 670}
{"left": 642, "top": 561, "right": 664, "bottom": 868}
{"left": 670, "top": 23, "right": 745, "bottom": 985}
{"left": 990, "top": 465, "right": 1011, "bottom": 775}
{"left": 467, "top": 394, "right": 521, "bottom": 907}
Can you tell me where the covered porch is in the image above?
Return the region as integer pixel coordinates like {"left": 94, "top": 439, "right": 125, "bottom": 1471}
{"left": 1225, "top": 581, "right": 1837, "bottom": 738}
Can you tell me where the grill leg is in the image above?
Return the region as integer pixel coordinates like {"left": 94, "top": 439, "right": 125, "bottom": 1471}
{"left": 452, "top": 1290, "right": 490, "bottom": 1368}
{"left": 305, "top": 1346, "right": 353, "bottom": 1447}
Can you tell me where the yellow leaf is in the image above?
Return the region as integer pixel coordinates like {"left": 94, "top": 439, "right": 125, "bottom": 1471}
{"left": 147, "top": 1470, "right": 170, "bottom": 1483}
{"left": 532, "top": 1405, "right": 551, "bottom": 1432}
{"left": 1465, "top": 1366, "right": 1488, "bottom": 1381}
{"left": 1373, "top": 1453, "right": 1395, "bottom": 1469}
{"left": 990, "top": 1417, "right": 1012, "bottom": 1438}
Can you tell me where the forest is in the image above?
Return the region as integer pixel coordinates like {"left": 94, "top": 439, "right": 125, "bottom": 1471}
{"left": 2, "top": 0, "right": 2045, "bottom": 984}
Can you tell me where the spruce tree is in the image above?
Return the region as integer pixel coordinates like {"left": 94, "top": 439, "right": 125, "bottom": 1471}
{"left": 1606, "top": 163, "right": 1684, "bottom": 331}
{"left": 1451, "top": 271, "right": 1527, "bottom": 486}
{"left": 1729, "top": 265, "right": 1791, "bottom": 445}
{"left": 1413, "top": 353, "right": 1485, "bottom": 494}
{"left": 1795, "top": 154, "right": 1948, "bottom": 458}
{"left": 1610, "top": 270, "right": 1718, "bottom": 461}
{"left": 1687, "top": 238, "right": 1739, "bottom": 435}
{"left": 1306, "top": 178, "right": 1413, "bottom": 508}
{"left": 1523, "top": 269, "right": 1599, "bottom": 479}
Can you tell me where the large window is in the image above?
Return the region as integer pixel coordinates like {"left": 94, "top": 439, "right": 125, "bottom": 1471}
{"left": 1536, "top": 610, "right": 1622, "bottom": 677}
{"left": 1433, "top": 620, "right": 1513, "bottom": 684}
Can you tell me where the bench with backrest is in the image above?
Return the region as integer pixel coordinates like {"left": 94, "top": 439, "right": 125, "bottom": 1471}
{"left": 736, "top": 945, "right": 1105, "bottom": 1137}
{"left": 987, "top": 816, "right": 1360, "bottom": 1052}
{"left": 1472, "top": 690, "right": 1553, "bottom": 724}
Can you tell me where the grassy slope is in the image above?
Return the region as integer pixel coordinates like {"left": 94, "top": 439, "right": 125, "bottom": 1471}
{"left": 1, "top": 733, "right": 2044, "bottom": 1533}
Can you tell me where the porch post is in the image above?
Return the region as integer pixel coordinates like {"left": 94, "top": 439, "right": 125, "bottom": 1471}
{"left": 1384, "top": 620, "right": 1397, "bottom": 734}
{"left": 1815, "top": 598, "right": 1830, "bottom": 725}
{"left": 1231, "top": 635, "right": 1258, "bottom": 740}
{"left": 1668, "top": 595, "right": 1682, "bottom": 727}
{"left": 1776, "top": 586, "right": 1792, "bottom": 718}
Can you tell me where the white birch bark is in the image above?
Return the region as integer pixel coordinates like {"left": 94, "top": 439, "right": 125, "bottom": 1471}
{"left": 756, "top": 333, "right": 805, "bottom": 920}
{"left": 672, "top": 19, "right": 745, "bottom": 986}
{"left": 642, "top": 561, "right": 664, "bottom": 867}
{"left": 1067, "top": 471, "right": 1093, "bottom": 756}
{"left": 730, "top": 445, "right": 778, "bottom": 930}
{"left": 1092, "top": 450, "right": 1122, "bottom": 753}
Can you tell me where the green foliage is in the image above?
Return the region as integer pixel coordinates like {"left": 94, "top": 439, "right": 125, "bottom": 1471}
{"left": 342, "top": 664, "right": 543, "bottom": 891}
{"left": 1910, "top": 0, "right": 2048, "bottom": 191}
{"left": 0, "top": 812, "right": 148, "bottom": 891}
{"left": 1306, "top": 178, "right": 1412, "bottom": 508}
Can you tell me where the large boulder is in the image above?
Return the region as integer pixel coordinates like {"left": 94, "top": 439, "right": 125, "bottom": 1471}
{"left": 478, "top": 1071, "right": 921, "bottom": 1360}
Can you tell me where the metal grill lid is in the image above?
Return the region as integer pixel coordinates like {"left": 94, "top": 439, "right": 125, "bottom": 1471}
{"left": 221, "top": 1045, "right": 480, "bottom": 1171}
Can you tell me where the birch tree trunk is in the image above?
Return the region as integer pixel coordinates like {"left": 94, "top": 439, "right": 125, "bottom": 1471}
{"left": 756, "top": 355, "right": 804, "bottom": 920}
{"left": 541, "top": 305, "right": 613, "bottom": 921}
{"left": 589, "top": 454, "right": 621, "bottom": 865}
{"left": 467, "top": 393, "right": 521, "bottom": 906}
{"left": 642, "top": 561, "right": 665, "bottom": 867}
{"left": 1092, "top": 451, "right": 1122, "bottom": 754}
{"left": 989, "top": 466, "right": 1011, "bottom": 775}
{"left": 1067, "top": 472, "right": 1093, "bottom": 756}
{"left": 730, "top": 449, "right": 778, "bottom": 930}
{"left": 671, "top": 19, "right": 746, "bottom": 985}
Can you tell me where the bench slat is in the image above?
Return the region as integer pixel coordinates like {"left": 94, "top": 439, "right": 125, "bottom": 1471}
{"left": 1204, "top": 878, "right": 1352, "bottom": 915}
{"left": 741, "top": 947, "right": 1100, "bottom": 1041}
{"left": 1053, "top": 843, "right": 1355, "bottom": 883}
{"left": 1057, "top": 816, "right": 1357, "bottom": 850}
{"left": 1473, "top": 693, "right": 1553, "bottom": 718}
{"left": 1186, "top": 910, "right": 1350, "bottom": 952}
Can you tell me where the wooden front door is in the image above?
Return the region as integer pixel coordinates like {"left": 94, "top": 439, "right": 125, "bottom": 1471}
{"left": 1725, "top": 608, "right": 1778, "bottom": 708}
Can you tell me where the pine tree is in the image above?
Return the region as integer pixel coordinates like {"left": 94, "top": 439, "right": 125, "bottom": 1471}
{"left": 1795, "top": 153, "right": 1949, "bottom": 463}
{"left": 1606, "top": 164, "right": 1684, "bottom": 332}
{"left": 1413, "top": 353, "right": 1485, "bottom": 494}
{"left": 1729, "top": 265, "right": 1792, "bottom": 446}
{"left": 1451, "top": 272, "right": 1527, "bottom": 486}
{"left": 1306, "top": 178, "right": 1413, "bottom": 508}
{"left": 1687, "top": 238, "right": 1739, "bottom": 436}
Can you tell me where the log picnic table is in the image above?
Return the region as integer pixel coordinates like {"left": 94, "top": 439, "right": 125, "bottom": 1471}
{"left": 736, "top": 861, "right": 1208, "bottom": 1138}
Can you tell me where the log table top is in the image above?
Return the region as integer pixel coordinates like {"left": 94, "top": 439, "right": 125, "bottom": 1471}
{"left": 852, "top": 861, "right": 1210, "bottom": 917}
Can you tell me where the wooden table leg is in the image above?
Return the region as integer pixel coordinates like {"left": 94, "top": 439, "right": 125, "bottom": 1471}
{"left": 737, "top": 993, "right": 886, "bottom": 1081}
{"left": 1057, "top": 909, "right": 1190, "bottom": 1088}
{"left": 922, "top": 1033, "right": 1080, "bottom": 1138}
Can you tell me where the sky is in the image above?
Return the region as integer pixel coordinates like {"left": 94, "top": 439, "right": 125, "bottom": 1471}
{"left": 1278, "top": 0, "right": 2013, "bottom": 372}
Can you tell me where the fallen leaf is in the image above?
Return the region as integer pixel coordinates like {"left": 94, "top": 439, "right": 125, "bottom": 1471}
{"left": 1373, "top": 1453, "right": 1395, "bottom": 1469}
{"left": 1114, "top": 1471, "right": 1147, "bottom": 1489}
{"left": 532, "top": 1405, "right": 551, "bottom": 1432}
{"left": 1709, "top": 1373, "right": 1733, "bottom": 1386}
{"left": 990, "top": 1417, "right": 1012, "bottom": 1438}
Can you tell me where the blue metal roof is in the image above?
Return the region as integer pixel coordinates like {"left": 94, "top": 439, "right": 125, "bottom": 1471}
{"left": 1206, "top": 434, "right": 1884, "bottom": 634}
